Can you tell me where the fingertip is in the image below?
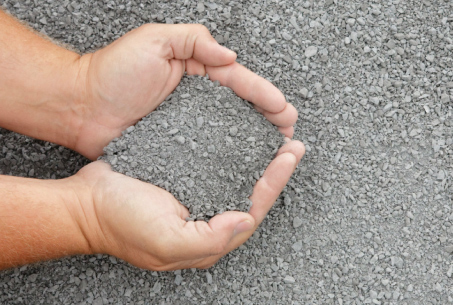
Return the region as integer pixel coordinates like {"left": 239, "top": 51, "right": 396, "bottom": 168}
{"left": 278, "top": 152, "right": 298, "bottom": 169}
{"left": 290, "top": 141, "right": 306, "bottom": 166}
{"left": 279, "top": 103, "right": 298, "bottom": 127}
{"left": 260, "top": 152, "right": 297, "bottom": 191}
{"left": 219, "top": 45, "right": 237, "bottom": 61}
{"left": 286, "top": 103, "right": 299, "bottom": 125}
{"left": 234, "top": 219, "right": 254, "bottom": 236}
{"left": 263, "top": 103, "right": 298, "bottom": 128}
{"left": 276, "top": 140, "right": 306, "bottom": 165}
{"left": 278, "top": 126, "right": 294, "bottom": 138}
{"left": 209, "top": 211, "right": 254, "bottom": 235}
{"left": 295, "top": 141, "right": 306, "bottom": 161}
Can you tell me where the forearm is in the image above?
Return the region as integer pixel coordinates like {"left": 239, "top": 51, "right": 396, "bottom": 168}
{"left": 0, "top": 10, "right": 85, "bottom": 154}
{"left": 0, "top": 174, "right": 91, "bottom": 269}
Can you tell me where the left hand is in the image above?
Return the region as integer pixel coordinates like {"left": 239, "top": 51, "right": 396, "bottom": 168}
{"left": 69, "top": 140, "right": 304, "bottom": 271}
{"left": 72, "top": 24, "right": 298, "bottom": 159}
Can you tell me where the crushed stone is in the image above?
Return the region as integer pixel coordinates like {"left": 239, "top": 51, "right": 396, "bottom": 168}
{"left": 1, "top": 0, "right": 452, "bottom": 304}
{"left": 100, "top": 76, "right": 283, "bottom": 220}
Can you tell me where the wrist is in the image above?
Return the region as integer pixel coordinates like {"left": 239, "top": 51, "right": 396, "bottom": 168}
{"left": 55, "top": 176, "right": 95, "bottom": 256}
{"left": 0, "top": 42, "right": 86, "bottom": 152}
{"left": 70, "top": 53, "right": 122, "bottom": 160}
{"left": 0, "top": 11, "right": 107, "bottom": 160}
{"left": 63, "top": 165, "right": 110, "bottom": 255}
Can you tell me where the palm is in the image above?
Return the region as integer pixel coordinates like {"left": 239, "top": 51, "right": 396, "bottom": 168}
{"left": 88, "top": 163, "right": 188, "bottom": 270}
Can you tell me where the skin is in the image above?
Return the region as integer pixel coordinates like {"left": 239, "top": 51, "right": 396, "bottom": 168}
{"left": 0, "top": 10, "right": 305, "bottom": 271}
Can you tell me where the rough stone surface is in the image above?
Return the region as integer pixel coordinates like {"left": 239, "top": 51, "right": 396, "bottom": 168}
{"left": 1, "top": 0, "right": 453, "bottom": 304}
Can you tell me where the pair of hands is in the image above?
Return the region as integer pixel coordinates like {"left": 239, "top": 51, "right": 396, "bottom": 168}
{"left": 68, "top": 24, "right": 304, "bottom": 270}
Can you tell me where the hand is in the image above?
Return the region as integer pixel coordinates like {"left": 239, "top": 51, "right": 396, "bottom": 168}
{"left": 70, "top": 140, "right": 304, "bottom": 270}
{"left": 73, "top": 24, "right": 298, "bottom": 159}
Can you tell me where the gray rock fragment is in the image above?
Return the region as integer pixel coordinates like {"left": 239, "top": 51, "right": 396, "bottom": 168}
{"left": 283, "top": 276, "right": 296, "bottom": 284}
{"left": 153, "top": 282, "right": 162, "bottom": 293}
{"left": 305, "top": 46, "right": 318, "bottom": 58}
{"left": 292, "top": 241, "right": 303, "bottom": 252}
{"left": 206, "top": 272, "right": 213, "bottom": 284}
{"left": 27, "top": 274, "right": 38, "bottom": 282}
{"left": 293, "top": 217, "right": 303, "bottom": 228}
{"left": 197, "top": 2, "right": 205, "bottom": 13}
{"left": 196, "top": 117, "right": 204, "bottom": 127}
{"left": 444, "top": 245, "right": 453, "bottom": 254}
{"left": 299, "top": 88, "right": 309, "bottom": 98}
{"left": 175, "top": 136, "right": 185, "bottom": 144}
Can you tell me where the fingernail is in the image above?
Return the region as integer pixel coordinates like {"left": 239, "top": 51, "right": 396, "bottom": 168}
{"left": 284, "top": 137, "right": 291, "bottom": 143}
{"left": 234, "top": 220, "right": 254, "bottom": 235}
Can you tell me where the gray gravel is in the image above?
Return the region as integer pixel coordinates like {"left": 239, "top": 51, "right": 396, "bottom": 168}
{"left": 1, "top": 0, "right": 452, "bottom": 304}
{"left": 101, "top": 76, "right": 282, "bottom": 220}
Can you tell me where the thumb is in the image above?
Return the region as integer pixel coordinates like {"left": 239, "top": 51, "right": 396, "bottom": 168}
{"left": 177, "top": 211, "right": 255, "bottom": 259}
{"left": 209, "top": 211, "right": 255, "bottom": 240}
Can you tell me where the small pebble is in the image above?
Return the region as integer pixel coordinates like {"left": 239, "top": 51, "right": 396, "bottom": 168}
{"left": 305, "top": 46, "right": 318, "bottom": 58}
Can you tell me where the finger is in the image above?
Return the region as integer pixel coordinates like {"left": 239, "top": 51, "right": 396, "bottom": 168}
{"left": 185, "top": 58, "right": 207, "bottom": 76}
{"left": 170, "top": 211, "right": 254, "bottom": 260}
{"left": 278, "top": 126, "right": 294, "bottom": 138}
{"left": 256, "top": 107, "right": 296, "bottom": 137}
{"left": 276, "top": 140, "right": 305, "bottom": 161}
{"left": 264, "top": 104, "right": 298, "bottom": 127}
{"left": 166, "top": 59, "right": 186, "bottom": 92}
{"left": 249, "top": 152, "right": 297, "bottom": 225}
{"left": 145, "top": 24, "right": 237, "bottom": 66}
{"left": 198, "top": 147, "right": 304, "bottom": 265}
{"left": 180, "top": 60, "right": 296, "bottom": 131}
{"left": 254, "top": 103, "right": 298, "bottom": 128}
{"left": 206, "top": 62, "right": 288, "bottom": 114}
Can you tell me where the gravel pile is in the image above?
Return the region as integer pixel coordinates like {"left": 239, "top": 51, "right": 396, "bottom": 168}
{"left": 101, "top": 76, "right": 282, "bottom": 220}
{"left": 1, "top": 0, "right": 452, "bottom": 304}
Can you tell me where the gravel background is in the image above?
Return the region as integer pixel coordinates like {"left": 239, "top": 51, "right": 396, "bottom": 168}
{"left": 1, "top": 1, "right": 452, "bottom": 304}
